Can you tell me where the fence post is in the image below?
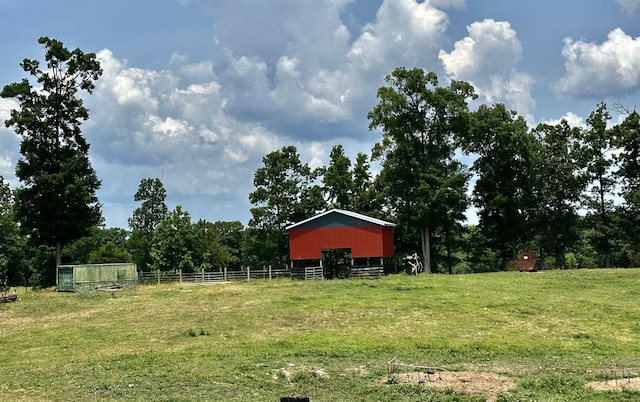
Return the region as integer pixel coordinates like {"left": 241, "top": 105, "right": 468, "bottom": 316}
{"left": 156, "top": 269, "right": 160, "bottom": 285}
{"left": 247, "top": 266, "right": 251, "bottom": 281}
{"left": 179, "top": 269, "right": 182, "bottom": 283}
{"left": 224, "top": 267, "right": 227, "bottom": 281}
{"left": 269, "top": 265, "right": 272, "bottom": 280}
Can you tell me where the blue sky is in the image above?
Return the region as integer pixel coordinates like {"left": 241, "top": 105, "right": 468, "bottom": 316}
{"left": 1, "top": 0, "right": 639, "bottom": 228}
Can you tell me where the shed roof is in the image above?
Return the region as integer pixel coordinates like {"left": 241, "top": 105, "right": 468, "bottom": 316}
{"left": 286, "top": 209, "right": 396, "bottom": 230}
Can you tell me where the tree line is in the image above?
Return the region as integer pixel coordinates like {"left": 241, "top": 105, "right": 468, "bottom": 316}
{"left": 1, "top": 40, "right": 639, "bottom": 288}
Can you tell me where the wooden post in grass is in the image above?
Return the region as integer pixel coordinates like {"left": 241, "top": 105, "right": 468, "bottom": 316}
{"left": 178, "top": 269, "right": 182, "bottom": 283}
{"left": 269, "top": 265, "right": 272, "bottom": 279}
{"left": 247, "top": 266, "right": 250, "bottom": 281}
{"left": 156, "top": 269, "right": 160, "bottom": 285}
{"left": 223, "top": 267, "right": 227, "bottom": 281}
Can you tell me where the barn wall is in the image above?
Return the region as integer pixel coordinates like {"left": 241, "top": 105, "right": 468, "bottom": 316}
{"left": 289, "top": 226, "right": 394, "bottom": 260}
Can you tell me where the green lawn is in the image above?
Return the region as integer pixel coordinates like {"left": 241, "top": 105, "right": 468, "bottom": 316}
{"left": 2, "top": 269, "right": 640, "bottom": 401}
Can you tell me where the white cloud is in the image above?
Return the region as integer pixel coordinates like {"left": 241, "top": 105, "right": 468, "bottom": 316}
{"left": 616, "top": 0, "right": 640, "bottom": 15}
{"left": 541, "top": 112, "right": 586, "bottom": 128}
{"left": 556, "top": 28, "right": 640, "bottom": 97}
{"left": 439, "top": 19, "right": 534, "bottom": 116}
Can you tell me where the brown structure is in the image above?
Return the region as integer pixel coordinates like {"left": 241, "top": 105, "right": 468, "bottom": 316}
{"left": 515, "top": 251, "right": 541, "bottom": 272}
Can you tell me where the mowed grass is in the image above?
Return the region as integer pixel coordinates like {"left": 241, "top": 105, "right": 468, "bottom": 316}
{"left": 2, "top": 269, "right": 640, "bottom": 401}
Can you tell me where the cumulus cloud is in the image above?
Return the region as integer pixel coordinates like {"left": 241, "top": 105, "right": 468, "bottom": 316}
{"left": 186, "top": 0, "right": 452, "bottom": 139}
{"left": 84, "top": 49, "right": 287, "bottom": 224}
{"left": 555, "top": 28, "right": 640, "bottom": 98}
{"left": 616, "top": 0, "right": 640, "bottom": 16}
{"left": 541, "top": 112, "right": 586, "bottom": 128}
{"left": 1, "top": 0, "right": 467, "bottom": 227}
{"left": 439, "top": 19, "right": 534, "bottom": 117}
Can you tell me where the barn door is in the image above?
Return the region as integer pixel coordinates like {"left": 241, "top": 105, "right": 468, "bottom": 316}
{"left": 321, "top": 249, "right": 351, "bottom": 279}
{"left": 57, "top": 267, "right": 74, "bottom": 291}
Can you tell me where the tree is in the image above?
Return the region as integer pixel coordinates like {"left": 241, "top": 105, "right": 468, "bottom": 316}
{"left": 192, "top": 220, "right": 233, "bottom": 270}
{"left": 581, "top": 103, "right": 617, "bottom": 267}
{"left": 210, "top": 221, "right": 244, "bottom": 270}
{"left": 247, "top": 146, "right": 326, "bottom": 267}
{"left": 64, "top": 226, "right": 129, "bottom": 265}
{"left": 127, "top": 178, "right": 168, "bottom": 270}
{"left": 368, "top": 68, "right": 475, "bottom": 273}
{"left": 150, "top": 206, "right": 195, "bottom": 272}
{"left": 463, "top": 104, "right": 537, "bottom": 266}
{"left": 89, "top": 241, "right": 132, "bottom": 264}
{"left": 613, "top": 110, "right": 640, "bottom": 263}
{"left": 351, "top": 152, "right": 378, "bottom": 215}
{"left": 0, "top": 177, "right": 27, "bottom": 287}
{"left": 128, "top": 178, "right": 168, "bottom": 232}
{"left": 532, "top": 120, "right": 584, "bottom": 267}
{"left": 1, "top": 37, "right": 103, "bottom": 271}
{"left": 323, "top": 144, "right": 353, "bottom": 209}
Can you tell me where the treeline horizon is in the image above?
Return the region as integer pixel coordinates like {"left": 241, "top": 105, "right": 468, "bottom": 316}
{"left": 1, "top": 40, "right": 639, "bottom": 287}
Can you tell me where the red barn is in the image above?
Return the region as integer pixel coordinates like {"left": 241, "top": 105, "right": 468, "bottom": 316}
{"left": 286, "top": 209, "right": 395, "bottom": 278}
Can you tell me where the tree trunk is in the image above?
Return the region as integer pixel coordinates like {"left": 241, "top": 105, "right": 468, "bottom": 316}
{"left": 421, "top": 224, "right": 432, "bottom": 274}
{"left": 55, "top": 241, "right": 62, "bottom": 267}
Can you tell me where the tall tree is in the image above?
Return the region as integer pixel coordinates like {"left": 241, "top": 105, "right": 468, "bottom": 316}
{"left": 192, "top": 220, "right": 233, "bottom": 271}
{"left": 463, "top": 104, "right": 537, "bottom": 266}
{"left": 532, "top": 120, "right": 584, "bottom": 267}
{"left": 613, "top": 110, "right": 640, "bottom": 262}
{"left": 1, "top": 36, "right": 102, "bottom": 270}
{"left": 127, "top": 177, "right": 168, "bottom": 270}
{"left": 351, "top": 152, "right": 377, "bottom": 215}
{"left": 581, "top": 102, "right": 617, "bottom": 267}
{"left": 210, "top": 221, "right": 244, "bottom": 270}
{"left": 0, "top": 177, "right": 26, "bottom": 287}
{"left": 151, "top": 206, "right": 195, "bottom": 272}
{"left": 247, "top": 146, "right": 326, "bottom": 267}
{"left": 323, "top": 144, "right": 353, "bottom": 209}
{"left": 368, "top": 68, "right": 475, "bottom": 273}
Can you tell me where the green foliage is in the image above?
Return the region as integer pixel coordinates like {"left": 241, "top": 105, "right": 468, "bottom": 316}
{"left": 1, "top": 37, "right": 102, "bottom": 270}
{"left": 0, "top": 176, "right": 28, "bottom": 287}
{"left": 128, "top": 178, "right": 168, "bottom": 232}
{"left": 323, "top": 144, "right": 354, "bottom": 209}
{"left": 88, "top": 241, "right": 131, "bottom": 264}
{"left": 191, "top": 219, "right": 233, "bottom": 270}
{"left": 209, "top": 220, "right": 244, "bottom": 269}
{"left": 368, "top": 68, "right": 475, "bottom": 273}
{"left": 151, "top": 206, "right": 195, "bottom": 272}
{"left": 532, "top": 120, "right": 584, "bottom": 267}
{"left": 127, "top": 177, "right": 168, "bottom": 270}
{"left": 247, "top": 145, "right": 326, "bottom": 267}
{"left": 464, "top": 104, "right": 536, "bottom": 264}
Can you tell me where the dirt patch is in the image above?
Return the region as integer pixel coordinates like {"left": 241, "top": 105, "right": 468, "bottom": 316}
{"left": 586, "top": 377, "right": 640, "bottom": 391}
{"left": 380, "top": 370, "right": 516, "bottom": 402}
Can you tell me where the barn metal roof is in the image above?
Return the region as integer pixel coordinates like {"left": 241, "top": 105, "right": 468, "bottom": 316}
{"left": 286, "top": 209, "right": 396, "bottom": 230}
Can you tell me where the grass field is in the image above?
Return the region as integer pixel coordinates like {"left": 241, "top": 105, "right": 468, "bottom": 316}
{"left": 2, "top": 269, "right": 640, "bottom": 401}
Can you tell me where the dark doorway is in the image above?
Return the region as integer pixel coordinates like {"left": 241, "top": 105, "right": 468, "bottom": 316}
{"left": 322, "top": 249, "right": 351, "bottom": 279}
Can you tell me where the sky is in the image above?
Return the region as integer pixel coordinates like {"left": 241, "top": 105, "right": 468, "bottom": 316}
{"left": 1, "top": 0, "right": 639, "bottom": 229}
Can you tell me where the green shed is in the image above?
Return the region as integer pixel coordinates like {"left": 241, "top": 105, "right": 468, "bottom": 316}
{"left": 56, "top": 263, "right": 137, "bottom": 292}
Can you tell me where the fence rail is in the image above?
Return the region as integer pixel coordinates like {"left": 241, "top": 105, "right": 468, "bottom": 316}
{"left": 138, "top": 263, "right": 392, "bottom": 285}
{"left": 137, "top": 266, "right": 292, "bottom": 285}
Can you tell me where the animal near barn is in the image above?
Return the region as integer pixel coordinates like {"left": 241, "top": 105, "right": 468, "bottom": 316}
{"left": 286, "top": 209, "right": 396, "bottom": 279}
